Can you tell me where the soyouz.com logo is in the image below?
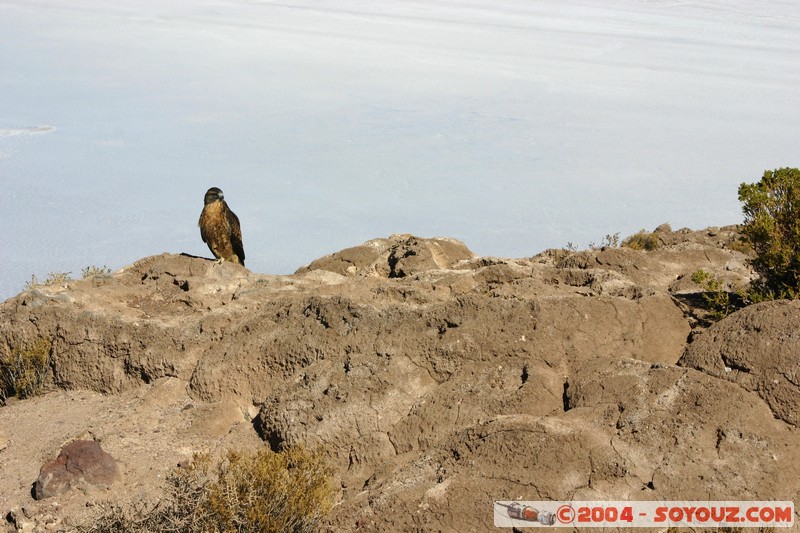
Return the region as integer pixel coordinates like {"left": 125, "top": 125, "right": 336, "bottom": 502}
{"left": 493, "top": 501, "right": 795, "bottom": 528}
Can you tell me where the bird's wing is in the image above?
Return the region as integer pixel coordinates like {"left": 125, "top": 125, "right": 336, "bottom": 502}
{"left": 199, "top": 211, "right": 210, "bottom": 244}
{"left": 226, "top": 207, "right": 245, "bottom": 263}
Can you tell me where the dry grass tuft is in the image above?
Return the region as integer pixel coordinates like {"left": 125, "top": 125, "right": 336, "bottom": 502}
{"left": 25, "top": 271, "right": 72, "bottom": 290}
{"left": 622, "top": 229, "right": 662, "bottom": 251}
{"left": 0, "top": 338, "right": 51, "bottom": 403}
{"left": 85, "top": 445, "right": 335, "bottom": 533}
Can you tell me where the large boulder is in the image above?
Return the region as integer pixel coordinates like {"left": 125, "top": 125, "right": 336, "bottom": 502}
{"left": 680, "top": 300, "right": 800, "bottom": 427}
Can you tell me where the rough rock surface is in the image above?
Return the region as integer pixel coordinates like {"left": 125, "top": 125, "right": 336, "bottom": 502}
{"left": 1, "top": 227, "right": 797, "bottom": 531}
{"left": 680, "top": 299, "right": 800, "bottom": 427}
{"left": 295, "top": 234, "right": 476, "bottom": 278}
{"left": 33, "top": 440, "right": 120, "bottom": 500}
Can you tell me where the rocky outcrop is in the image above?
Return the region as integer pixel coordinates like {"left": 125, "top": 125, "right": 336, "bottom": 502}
{"left": 3, "top": 228, "right": 796, "bottom": 532}
{"left": 295, "top": 234, "right": 475, "bottom": 278}
{"left": 343, "top": 358, "right": 798, "bottom": 532}
{"left": 680, "top": 300, "right": 800, "bottom": 427}
{"left": 1, "top": 239, "right": 702, "bottom": 406}
{"left": 33, "top": 440, "right": 120, "bottom": 500}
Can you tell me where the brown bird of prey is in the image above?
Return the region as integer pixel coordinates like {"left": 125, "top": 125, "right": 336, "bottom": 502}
{"left": 198, "top": 187, "right": 245, "bottom": 266}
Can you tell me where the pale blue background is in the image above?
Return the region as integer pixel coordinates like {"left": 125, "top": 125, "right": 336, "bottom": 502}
{"left": 2, "top": 0, "right": 799, "bottom": 299}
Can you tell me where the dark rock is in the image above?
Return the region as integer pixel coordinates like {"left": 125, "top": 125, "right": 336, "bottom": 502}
{"left": 33, "top": 440, "right": 120, "bottom": 500}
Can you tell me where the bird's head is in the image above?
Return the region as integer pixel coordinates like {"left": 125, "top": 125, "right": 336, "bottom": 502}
{"left": 204, "top": 187, "right": 224, "bottom": 205}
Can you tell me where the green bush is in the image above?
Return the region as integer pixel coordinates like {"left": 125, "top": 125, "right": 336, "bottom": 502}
{"left": 86, "top": 445, "right": 335, "bottom": 533}
{"left": 0, "top": 339, "right": 51, "bottom": 403}
{"left": 691, "top": 269, "right": 738, "bottom": 319}
{"left": 739, "top": 167, "right": 800, "bottom": 299}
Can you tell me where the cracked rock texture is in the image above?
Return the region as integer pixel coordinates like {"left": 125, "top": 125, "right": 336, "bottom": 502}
{"left": 1, "top": 227, "right": 799, "bottom": 531}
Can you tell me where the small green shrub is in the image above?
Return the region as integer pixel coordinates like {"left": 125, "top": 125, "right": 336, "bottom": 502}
{"left": 622, "top": 229, "right": 661, "bottom": 251}
{"left": 691, "top": 270, "right": 739, "bottom": 319}
{"left": 86, "top": 445, "right": 335, "bottom": 533}
{"left": 739, "top": 167, "right": 800, "bottom": 299}
{"left": 728, "top": 236, "right": 753, "bottom": 255}
{"left": 0, "top": 339, "right": 51, "bottom": 403}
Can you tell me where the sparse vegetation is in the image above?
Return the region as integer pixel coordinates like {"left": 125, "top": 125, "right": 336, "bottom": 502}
{"left": 24, "top": 266, "right": 110, "bottom": 290}
{"left": 86, "top": 445, "right": 335, "bottom": 533}
{"left": 565, "top": 233, "right": 620, "bottom": 252}
{"left": 0, "top": 339, "right": 51, "bottom": 403}
{"left": 589, "top": 232, "right": 621, "bottom": 250}
{"left": 25, "top": 266, "right": 111, "bottom": 290}
{"left": 603, "top": 232, "right": 620, "bottom": 248}
{"left": 25, "top": 271, "right": 72, "bottom": 290}
{"left": 82, "top": 265, "right": 112, "bottom": 278}
{"left": 738, "top": 167, "right": 800, "bottom": 300}
{"left": 728, "top": 235, "right": 753, "bottom": 255}
{"left": 690, "top": 269, "right": 741, "bottom": 319}
{"left": 622, "top": 229, "right": 662, "bottom": 251}
{"left": 684, "top": 167, "right": 800, "bottom": 318}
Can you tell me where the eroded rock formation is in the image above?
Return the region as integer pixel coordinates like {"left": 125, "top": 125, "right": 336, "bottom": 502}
{"left": 2, "top": 226, "right": 797, "bottom": 531}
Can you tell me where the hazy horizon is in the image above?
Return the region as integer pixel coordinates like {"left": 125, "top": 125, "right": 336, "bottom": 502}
{"left": 2, "top": 0, "right": 799, "bottom": 300}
